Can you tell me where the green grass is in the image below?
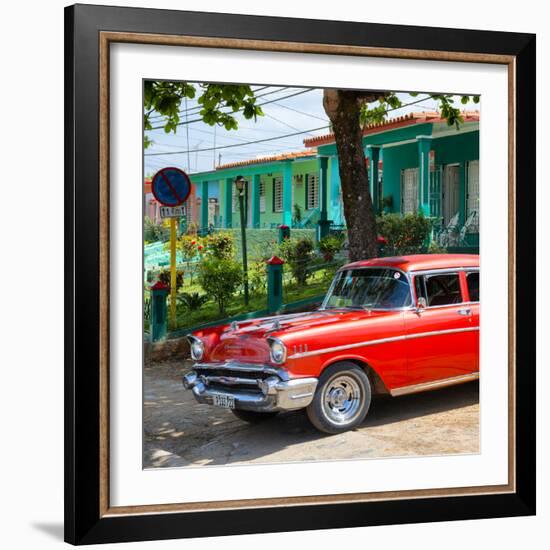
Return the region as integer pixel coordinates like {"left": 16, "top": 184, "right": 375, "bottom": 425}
{"left": 144, "top": 265, "right": 335, "bottom": 333}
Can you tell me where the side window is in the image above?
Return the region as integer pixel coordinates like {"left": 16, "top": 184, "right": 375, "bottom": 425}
{"left": 424, "top": 273, "right": 462, "bottom": 306}
{"left": 466, "top": 271, "right": 479, "bottom": 302}
{"left": 414, "top": 276, "right": 426, "bottom": 302}
{"left": 272, "top": 177, "right": 283, "bottom": 212}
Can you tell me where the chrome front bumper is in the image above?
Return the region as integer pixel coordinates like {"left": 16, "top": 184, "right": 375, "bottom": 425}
{"left": 182, "top": 361, "right": 318, "bottom": 412}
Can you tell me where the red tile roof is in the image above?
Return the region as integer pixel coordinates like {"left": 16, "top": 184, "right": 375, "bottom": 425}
{"left": 215, "top": 148, "right": 317, "bottom": 170}
{"left": 303, "top": 110, "right": 480, "bottom": 148}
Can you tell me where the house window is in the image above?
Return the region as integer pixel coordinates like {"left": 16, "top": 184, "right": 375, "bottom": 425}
{"left": 259, "top": 180, "right": 266, "bottom": 213}
{"left": 273, "top": 177, "right": 283, "bottom": 212}
{"left": 306, "top": 174, "right": 319, "bottom": 210}
{"left": 232, "top": 185, "right": 237, "bottom": 213}
{"left": 466, "top": 160, "right": 479, "bottom": 232}
{"left": 401, "top": 168, "right": 419, "bottom": 214}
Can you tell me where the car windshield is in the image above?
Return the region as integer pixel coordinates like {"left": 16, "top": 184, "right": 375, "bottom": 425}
{"left": 322, "top": 268, "right": 412, "bottom": 310}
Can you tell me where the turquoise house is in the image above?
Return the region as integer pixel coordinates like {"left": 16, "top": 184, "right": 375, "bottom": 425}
{"left": 189, "top": 111, "right": 480, "bottom": 245}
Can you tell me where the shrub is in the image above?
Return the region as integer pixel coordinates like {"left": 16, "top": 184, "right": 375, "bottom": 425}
{"left": 144, "top": 216, "right": 169, "bottom": 243}
{"left": 198, "top": 258, "right": 242, "bottom": 315}
{"left": 318, "top": 235, "right": 343, "bottom": 262}
{"left": 249, "top": 259, "right": 268, "bottom": 295}
{"left": 376, "top": 213, "right": 431, "bottom": 254}
{"left": 186, "top": 221, "right": 199, "bottom": 235}
{"left": 179, "top": 235, "right": 200, "bottom": 261}
{"left": 203, "top": 232, "right": 234, "bottom": 260}
{"left": 278, "top": 237, "right": 314, "bottom": 286}
{"left": 427, "top": 241, "right": 448, "bottom": 254}
{"left": 178, "top": 292, "right": 209, "bottom": 311}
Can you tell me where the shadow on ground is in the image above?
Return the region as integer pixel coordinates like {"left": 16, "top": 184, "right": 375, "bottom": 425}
{"left": 144, "top": 361, "right": 479, "bottom": 468}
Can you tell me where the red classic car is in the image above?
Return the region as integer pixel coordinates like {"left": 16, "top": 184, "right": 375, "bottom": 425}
{"left": 183, "top": 254, "right": 479, "bottom": 434}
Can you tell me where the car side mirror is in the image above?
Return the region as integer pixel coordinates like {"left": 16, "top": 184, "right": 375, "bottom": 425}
{"left": 416, "top": 297, "right": 427, "bottom": 312}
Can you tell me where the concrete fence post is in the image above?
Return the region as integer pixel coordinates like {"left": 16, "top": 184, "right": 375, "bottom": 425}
{"left": 150, "top": 280, "right": 169, "bottom": 342}
{"left": 266, "top": 256, "right": 285, "bottom": 313}
{"left": 278, "top": 224, "right": 290, "bottom": 244}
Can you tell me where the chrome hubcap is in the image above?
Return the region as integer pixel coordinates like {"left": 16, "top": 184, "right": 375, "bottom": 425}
{"left": 322, "top": 374, "right": 363, "bottom": 425}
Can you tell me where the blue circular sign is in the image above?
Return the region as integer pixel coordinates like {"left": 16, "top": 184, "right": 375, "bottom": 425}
{"left": 151, "top": 167, "right": 191, "bottom": 207}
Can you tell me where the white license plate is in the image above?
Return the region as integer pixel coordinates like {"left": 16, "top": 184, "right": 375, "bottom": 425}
{"left": 212, "top": 394, "right": 235, "bottom": 409}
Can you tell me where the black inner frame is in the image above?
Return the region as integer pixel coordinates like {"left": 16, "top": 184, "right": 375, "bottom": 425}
{"left": 65, "top": 4, "right": 536, "bottom": 545}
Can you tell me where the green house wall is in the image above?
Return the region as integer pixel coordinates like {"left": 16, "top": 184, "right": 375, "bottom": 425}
{"left": 188, "top": 123, "right": 479, "bottom": 231}
{"left": 190, "top": 157, "right": 321, "bottom": 228}
{"left": 382, "top": 130, "right": 479, "bottom": 222}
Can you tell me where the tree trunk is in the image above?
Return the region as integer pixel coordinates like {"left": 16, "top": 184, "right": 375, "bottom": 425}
{"left": 322, "top": 89, "right": 379, "bottom": 262}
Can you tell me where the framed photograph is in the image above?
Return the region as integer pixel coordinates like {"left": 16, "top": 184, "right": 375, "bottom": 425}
{"left": 65, "top": 3, "right": 536, "bottom": 545}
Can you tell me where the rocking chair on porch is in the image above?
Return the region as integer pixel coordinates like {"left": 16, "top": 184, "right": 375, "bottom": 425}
{"left": 458, "top": 211, "right": 478, "bottom": 247}
{"left": 437, "top": 211, "right": 460, "bottom": 247}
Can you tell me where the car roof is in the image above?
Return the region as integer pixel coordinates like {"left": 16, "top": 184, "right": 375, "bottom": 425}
{"left": 341, "top": 254, "right": 479, "bottom": 273}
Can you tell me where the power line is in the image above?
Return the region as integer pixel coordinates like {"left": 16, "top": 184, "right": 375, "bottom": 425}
{"left": 148, "top": 127, "right": 303, "bottom": 150}
{"left": 145, "top": 125, "right": 328, "bottom": 156}
{"left": 144, "top": 94, "right": 437, "bottom": 157}
{"left": 263, "top": 112, "right": 316, "bottom": 136}
{"left": 147, "top": 88, "right": 315, "bottom": 130}
{"left": 271, "top": 102, "right": 329, "bottom": 122}
{"left": 147, "top": 86, "right": 285, "bottom": 122}
{"left": 147, "top": 85, "right": 272, "bottom": 119}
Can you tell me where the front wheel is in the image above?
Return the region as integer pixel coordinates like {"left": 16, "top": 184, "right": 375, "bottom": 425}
{"left": 307, "top": 362, "right": 371, "bottom": 434}
{"left": 231, "top": 409, "right": 279, "bottom": 423}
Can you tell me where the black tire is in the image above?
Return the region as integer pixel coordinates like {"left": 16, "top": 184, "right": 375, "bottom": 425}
{"left": 231, "top": 409, "right": 279, "bottom": 423}
{"left": 306, "top": 362, "right": 371, "bottom": 434}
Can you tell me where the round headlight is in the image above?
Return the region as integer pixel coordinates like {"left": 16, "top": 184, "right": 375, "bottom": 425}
{"left": 269, "top": 338, "right": 287, "bottom": 364}
{"left": 189, "top": 337, "right": 204, "bottom": 361}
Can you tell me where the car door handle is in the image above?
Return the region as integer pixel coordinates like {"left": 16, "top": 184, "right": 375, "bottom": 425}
{"left": 457, "top": 308, "right": 472, "bottom": 316}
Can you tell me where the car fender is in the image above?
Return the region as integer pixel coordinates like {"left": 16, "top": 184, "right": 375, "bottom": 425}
{"left": 318, "top": 353, "right": 392, "bottom": 394}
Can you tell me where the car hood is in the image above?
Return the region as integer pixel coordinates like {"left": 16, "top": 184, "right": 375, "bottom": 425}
{"left": 205, "top": 309, "right": 394, "bottom": 363}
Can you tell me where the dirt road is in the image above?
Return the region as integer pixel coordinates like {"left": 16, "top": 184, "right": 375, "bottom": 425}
{"left": 144, "top": 360, "right": 479, "bottom": 468}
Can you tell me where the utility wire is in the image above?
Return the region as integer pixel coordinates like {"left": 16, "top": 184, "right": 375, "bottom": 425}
{"left": 145, "top": 125, "right": 328, "bottom": 156}
{"left": 147, "top": 86, "right": 286, "bottom": 122}
{"left": 147, "top": 88, "right": 315, "bottom": 130}
{"left": 271, "top": 102, "right": 329, "bottom": 122}
{"left": 145, "top": 94, "right": 436, "bottom": 157}
{"left": 149, "top": 125, "right": 303, "bottom": 149}
{"left": 263, "top": 112, "right": 316, "bottom": 136}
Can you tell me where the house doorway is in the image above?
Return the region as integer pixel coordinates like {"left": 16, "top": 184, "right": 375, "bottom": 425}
{"left": 400, "top": 167, "right": 419, "bottom": 214}
{"left": 442, "top": 164, "right": 460, "bottom": 225}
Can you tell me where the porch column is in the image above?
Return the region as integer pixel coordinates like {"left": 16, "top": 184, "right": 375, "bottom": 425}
{"left": 459, "top": 162, "right": 466, "bottom": 225}
{"left": 282, "top": 161, "right": 293, "bottom": 226}
{"left": 366, "top": 145, "right": 381, "bottom": 214}
{"left": 329, "top": 156, "right": 342, "bottom": 225}
{"left": 223, "top": 177, "right": 233, "bottom": 228}
{"left": 201, "top": 181, "right": 209, "bottom": 229}
{"left": 251, "top": 173, "right": 261, "bottom": 228}
{"left": 318, "top": 156, "right": 331, "bottom": 238}
{"left": 417, "top": 136, "right": 432, "bottom": 216}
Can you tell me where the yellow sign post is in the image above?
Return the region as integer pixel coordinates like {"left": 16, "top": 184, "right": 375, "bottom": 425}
{"left": 151, "top": 167, "right": 192, "bottom": 334}
{"left": 169, "top": 218, "right": 177, "bottom": 330}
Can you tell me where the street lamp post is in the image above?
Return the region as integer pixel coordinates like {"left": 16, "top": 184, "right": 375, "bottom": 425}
{"left": 235, "top": 175, "right": 249, "bottom": 305}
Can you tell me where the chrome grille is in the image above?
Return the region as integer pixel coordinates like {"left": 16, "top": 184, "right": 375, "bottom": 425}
{"left": 193, "top": 362, "right": 288, "bottom": 394}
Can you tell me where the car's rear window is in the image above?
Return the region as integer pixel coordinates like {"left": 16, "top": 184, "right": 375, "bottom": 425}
{"left": 466, "top": 271, "right": 479, "bottom": 302}
{"left": 415, "top": 273, "right": 463, "bottom": 306}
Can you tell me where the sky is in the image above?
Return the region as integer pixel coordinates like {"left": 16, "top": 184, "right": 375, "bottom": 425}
{"left": 144, "top": 85, "right": 480, "bottom": 177}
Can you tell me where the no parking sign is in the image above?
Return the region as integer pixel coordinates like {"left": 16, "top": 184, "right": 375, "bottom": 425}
{"left": 151, "top": 167, "right": 191, "bottom": 207}
{"left": 150, "top": 167, "right": 192, "bottom": 330}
